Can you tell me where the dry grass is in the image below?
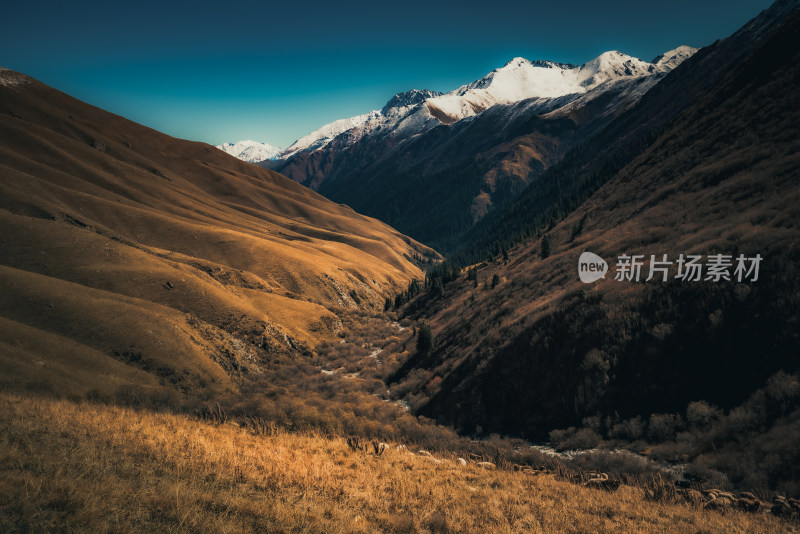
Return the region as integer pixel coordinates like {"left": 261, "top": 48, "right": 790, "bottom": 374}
{"left": 1, "top": 392, "right": 795, "bottom": 533}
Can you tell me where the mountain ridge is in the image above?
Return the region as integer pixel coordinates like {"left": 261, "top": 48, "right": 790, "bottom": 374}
{"left": 219, "top": 46, "right": 696, "bottom": 170}
{"left": 273, "top": 47, "right": 696, "bottom": 163}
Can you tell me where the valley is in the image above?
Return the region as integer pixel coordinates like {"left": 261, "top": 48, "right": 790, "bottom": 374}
{"left": 2, "top": 0, "right": 800, "bottom": 531}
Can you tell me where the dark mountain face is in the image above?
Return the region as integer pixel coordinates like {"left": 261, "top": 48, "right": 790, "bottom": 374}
{"left": 390, "top": 0, "right": 800, "bottom": 450}
{"left": 457, "top": 0, "right": 800, "bottom": 265}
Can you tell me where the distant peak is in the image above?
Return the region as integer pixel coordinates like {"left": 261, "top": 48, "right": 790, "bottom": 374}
{"left": 592, "top": 50, "right": 636, "bottom": 63}
{"left": 502, "top": 57, "right": 530, "bottom": 68}
{"left": 651, "top": 45, "right": 699, "bottom": 66}
{"left": 530, "top": 59, "right": 578, "bottom": 69}
{"left": 215, "top": 140, "right": 282, "bottom": 163}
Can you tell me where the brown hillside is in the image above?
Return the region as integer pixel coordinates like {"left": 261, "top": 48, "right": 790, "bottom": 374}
{"left": 0, "top": 68, "right": 437, "bottom": 397}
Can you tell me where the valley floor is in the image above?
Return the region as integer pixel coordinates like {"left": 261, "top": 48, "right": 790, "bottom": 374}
{"left": 1, "top": 392, "right": 795, "bottom": 533}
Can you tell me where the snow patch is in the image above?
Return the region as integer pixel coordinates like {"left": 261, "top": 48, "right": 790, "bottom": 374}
{"left": 0, "top": 68, "right": 31, "bottom": 87}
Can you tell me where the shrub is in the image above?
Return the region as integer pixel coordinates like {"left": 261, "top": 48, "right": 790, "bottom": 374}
{"left": 647, "top": 413, "right": 682, "bottom": 442}
{"left": 562, "top": 428, "right": 601, "bottom": 450}
{"left": 85, "top": 388, "right": 112, "bottom": 404}
{"left": 549, "top": 427, "right": 575, "bottom": 449}
{"left": 686, "top": 400, "right": 720, "bottom": 429}
{"left": 572, "top": 449, "right": 660, "bottom": 477}
{"left": 766, "top": 371, "right": 800, "bottom": 412}
{"left": 609, "top": 416, "right": 645, "bottom": 441}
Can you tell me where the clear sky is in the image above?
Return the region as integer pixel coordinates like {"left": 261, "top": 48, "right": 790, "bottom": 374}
{"left": 2, "top": 0, "right": 775, "bottom": 148}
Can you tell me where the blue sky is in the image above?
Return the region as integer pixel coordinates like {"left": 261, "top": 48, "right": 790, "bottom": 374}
{"left": 2, "top": 0, "right": 774, "bottom": 148}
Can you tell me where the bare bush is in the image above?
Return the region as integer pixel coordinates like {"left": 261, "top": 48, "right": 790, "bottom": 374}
{"left": 198, "top": 401, "right": 227, "bottom": 424}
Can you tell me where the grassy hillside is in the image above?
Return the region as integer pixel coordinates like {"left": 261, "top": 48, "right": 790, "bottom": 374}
{"left": 0, "top": 68, "right": 437, "bottom": 401}
{"left": 2, "top": 391, "right": 795, "bottom": 533}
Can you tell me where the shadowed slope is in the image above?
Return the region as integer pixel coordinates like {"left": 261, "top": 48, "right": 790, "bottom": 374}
{"left": 394, "top": 0, "right": 800, "bottom": 449}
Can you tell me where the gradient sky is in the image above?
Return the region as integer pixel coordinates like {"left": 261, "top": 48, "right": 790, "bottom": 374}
{"left": 2, "top": 0, "right": 775, "bottom": 148}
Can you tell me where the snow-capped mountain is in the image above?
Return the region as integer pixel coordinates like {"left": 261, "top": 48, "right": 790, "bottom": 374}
{"left": 269, "top": 45, "right": 699, "bottom": 249}
{"left": 281, "top": 112, "right": 380, "bottom": 159}
{"left": 216, "top": 140, "right": 282, "bottom": 163}
{"left": 276, "top": 47, "right": 696, "bottom": 162}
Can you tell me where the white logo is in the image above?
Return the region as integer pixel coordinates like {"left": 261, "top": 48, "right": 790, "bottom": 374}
{"left": 577, "top": 252, "right": 762, "bottom": 283}
{"left": 578, "top": 252, "right": 608, "bottom": 283}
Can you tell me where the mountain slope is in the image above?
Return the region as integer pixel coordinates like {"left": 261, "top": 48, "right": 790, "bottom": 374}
{"left": 458, "top": 0, "right": 798, "bottom": 264}
{"left": 0, "top": 68, "right": 436, "bottom": 398}
{"left": 390, "top": 0, "right": 800, "bottom": 478}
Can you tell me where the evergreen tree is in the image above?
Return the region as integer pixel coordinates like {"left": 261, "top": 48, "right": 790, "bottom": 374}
{"left": 541, "top": 234, "right": 552, "bottom": 259}
{"left": 570, "top": 213, "right": 588, "bottom": 242}
{"left": 417, "top": 322, "right": 434, "bottom": 357}
{"left": 431, "top": 277, "right": 444, "bottom": 298}
{"left": 468, "top": 267, "right": 478, "bottom": 287}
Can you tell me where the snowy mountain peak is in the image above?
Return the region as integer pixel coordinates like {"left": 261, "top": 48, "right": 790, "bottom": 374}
{"left": 577, "top": 50, "right": 657, "bottom": 87}
{"left": 580, "top": 50, "right": 648, "bottom": 72}
{"left": 498, "top": 57, "right": 577, "bottom": 71}
{"left": 502, "top": 57, "right": 532, "bottom": 69}
{"left": 215, "top": 140, "right": 282, "bottom": 163}
{"left": 381, "top": 89, "right": 443, "bottom": 115}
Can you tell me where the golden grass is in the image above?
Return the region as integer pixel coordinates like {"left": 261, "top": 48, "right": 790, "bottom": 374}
{"left": 1, "top": 392, "right": 794, "bottom": 533}
{"left": 0, "top": 71, "right": 440, "bottom": 400}
{"left": 0, "top": 316, "right": 161, "bottom": 396}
